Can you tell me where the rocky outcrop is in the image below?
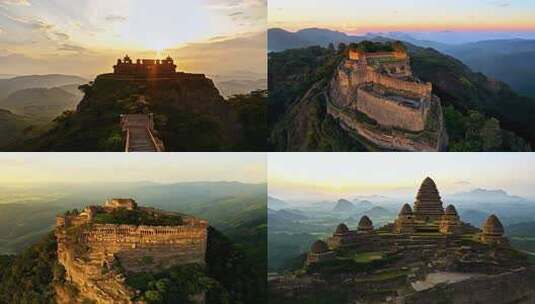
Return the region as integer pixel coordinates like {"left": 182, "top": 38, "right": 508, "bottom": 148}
{"left": 326, "top": 92, "right": 447, "bottom": 151}
{"left": 397, "top": 267, "right": 535, "bottom": 304}
{"left": 54, "top": 200, "right": 208, "bottom": 304}
{"left": 77, "top": 73, "right": 224, "bottom": 112}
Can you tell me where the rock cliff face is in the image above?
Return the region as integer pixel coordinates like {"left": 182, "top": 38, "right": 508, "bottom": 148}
{"left": 77, "top": 73, "right": 225, "bottom": 112}
{"left": 54, "top": 200, "right": 208, "bottom": 304}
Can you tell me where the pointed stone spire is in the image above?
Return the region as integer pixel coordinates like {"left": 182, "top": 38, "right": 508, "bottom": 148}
{"left": 413, "top": 177, "right": 444, "bottom": 221}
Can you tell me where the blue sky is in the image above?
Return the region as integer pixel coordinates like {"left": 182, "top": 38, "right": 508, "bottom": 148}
{"left": 268, "top": 153, "right": 535, "bottom": 200}
{"left": 0, "top": 153, "right": 266, "bottom": 184}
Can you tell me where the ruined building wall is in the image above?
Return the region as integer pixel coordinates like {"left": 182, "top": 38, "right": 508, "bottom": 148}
{"left": 326, "top": 100, "right": 441, "bottom": 151}
{"left": 330, "top": 63, "right": 430, "bottom": 132}
{"left": 55, "top": 213, "right": 208, "bottom": 278}
{"left": 83, "top": 223, "right": 208, "bottom": 272}
{"left": 332, "top": 60, "right": 432, "bottom": 105}
{"left": 355, "top": 88, "right": 426, "bottom": 132}
{"left": 345, "top": 62, "right": 432, "bottom": 98}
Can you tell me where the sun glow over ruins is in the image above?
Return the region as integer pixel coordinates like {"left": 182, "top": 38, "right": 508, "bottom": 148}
{"left": 0, "top": 0, "right": 267, "bottom": 77}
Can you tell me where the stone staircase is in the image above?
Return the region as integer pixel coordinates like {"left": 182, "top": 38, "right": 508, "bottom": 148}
{"left": 128, "top": 127, "right": 157, "bottom": 152}
{"left": 120, "top": 113, "right": 164, "bottom": 152}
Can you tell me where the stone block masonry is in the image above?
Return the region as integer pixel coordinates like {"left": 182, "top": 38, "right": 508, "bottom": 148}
{"left": 355, "top": 87, "right": 427, "bottom": 132}
{"left": 84, "top": 223, "right": 207, "bottom": 272}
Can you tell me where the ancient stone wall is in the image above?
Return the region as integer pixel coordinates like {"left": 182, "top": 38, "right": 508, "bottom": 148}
{"left": 355, "top": 88, "right": 426, "bottom": 132}
{"left": 350, "top": 68, "right": 432, "bottom": 98}
{"left": 337, "top": 60, "right": 432, "bottom": 99}
{"left": 326, "top": 100, "right": 442, "bottom": 151}
{"left": 330, "top": 60, "right": 432, "bottom": 132}
{"left": 83, "top": 223, "right": 208, "bottom": 272}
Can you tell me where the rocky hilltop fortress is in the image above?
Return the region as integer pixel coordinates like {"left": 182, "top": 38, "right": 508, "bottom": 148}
{"left": 111, "top": 55, "right": 205, "bottom": 79}
{"left": 270, "top": 177, "right": 535, "bottom": 304}
{"left": 77, "top": 54, "right": 224, "bottom": 113}
{"left": 327, "top": 42, "right": 448, "bottom": 151}
{"left": 54, "top": 199, "right": 208, "bottom": 304}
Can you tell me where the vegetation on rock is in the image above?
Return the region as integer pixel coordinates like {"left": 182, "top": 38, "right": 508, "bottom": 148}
{"left": 0, "top": 233, "right": 58, "bottom": 304}
{"left": 7, "top": 75, "right": 266, "bottom": 152}
{"left": 93, "top": 208, "right": 183, "bottom": 226}
{"left": 0, "top": 225, "right": 266, "bottom": 304}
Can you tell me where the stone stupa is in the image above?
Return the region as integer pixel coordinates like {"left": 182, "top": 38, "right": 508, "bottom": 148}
{"left": 413, "top": 177, "right": 445, "bottom": 222}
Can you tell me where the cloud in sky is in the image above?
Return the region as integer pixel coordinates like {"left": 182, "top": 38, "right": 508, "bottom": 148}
{"left": 488, "top": 1, "right": 511, "bottom": 8}
{"left": 57, "top": 43, "right": 88, "bottom": 54}
{"left": 0, "top": 0, "right": 30, "bottom": 6}
{"left": 0, "top": 0, "right": 266, "bottom": 77}
{"left": 105, "top": 14, "right": 127, "bottom": 23}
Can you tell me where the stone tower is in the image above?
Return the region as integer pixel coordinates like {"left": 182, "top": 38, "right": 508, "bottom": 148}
{"left": 357, "top": 216, "right": 374, "bottom": 233}
{"left": 481, "top": 214, "right": 508, "bottom": 246}
{"left": 306, "top": 240, "right": 335, "bottom": 265}
{"left": 439, "top": 204, "right": 461, "bottom": 235}
{"left": 335, "top": 223, "right": 350, "bottom": 236}
{"left": 394, "top": 203, "right": 416, "bottom": 233}
{"left": 413, "top": 177, "right": 445, "bottom": 222}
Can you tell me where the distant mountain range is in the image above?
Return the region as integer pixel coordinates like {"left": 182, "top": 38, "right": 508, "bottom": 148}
{"left": 447, "top": 188, "right": 527, "bottom": 204}
{"left": 268, "top": 28, "right": 369, "bottom": 52}
{"left": 380, "top": 34, "right": 535, "bottom": 97}
{"left": 268, "top": 196, "right": 289, "bottom": 210}
{"left": 332, "top": 199, "right": 355, "bottom": 212}
{"left": 268, "top": 208, "right": 307, "bottom": 222}
{"left": 0, "top": 74, "right": 87, "bottom": 148}
{"left": 269, "top": 28, "right": 535, "bottom": 98}
{"left": 0, "top": 86, "right": 82, "bottom": 121}
{"left": 366, "top": 206, "right": 393, "bottom": 217}
{"left": 0, "top": 74, "right": 87, "bottom": 101}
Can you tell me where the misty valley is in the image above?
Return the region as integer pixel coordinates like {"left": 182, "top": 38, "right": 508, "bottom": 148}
{"left": 268, "top": 189, "right": 535, "bottom": 273}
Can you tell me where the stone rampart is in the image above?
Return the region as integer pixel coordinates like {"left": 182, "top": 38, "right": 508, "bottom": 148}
{"left": 84, "top": 223, "right": 207, "bottom": 271}
{"left": 355, "top": 88, "right": 426, "bottom": 132}
{"left": 326, "top": 99, "right": 441, "bottom": 151}
{"left": 350, "top": 67, "right": 432, "bottom": 98}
